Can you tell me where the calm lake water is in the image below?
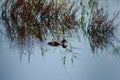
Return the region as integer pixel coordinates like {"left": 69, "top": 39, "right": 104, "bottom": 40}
{"left": 0, "top": 0, "right": 120, "bottom": 80}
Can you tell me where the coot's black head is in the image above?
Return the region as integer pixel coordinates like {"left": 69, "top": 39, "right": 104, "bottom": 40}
{"left": 61, "top": 39, "right": 68, "bottom": 48}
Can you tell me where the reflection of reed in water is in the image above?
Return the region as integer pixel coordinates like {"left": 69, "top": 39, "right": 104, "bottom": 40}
{"left": 2, "top": 0, "right": 80, "bottom": 45}
{"left": 87, "top": 1, "right": 120, "bottom": 53}
{"left": 1, "top": 0, "right": 120, "bottom": 62}
{"left": 1, "top": 0, "right": 80, "bottom": 61}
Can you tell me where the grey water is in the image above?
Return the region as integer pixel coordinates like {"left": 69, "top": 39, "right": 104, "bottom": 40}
{"left": 0, "top": 0, "right": 120, "bottom": 80}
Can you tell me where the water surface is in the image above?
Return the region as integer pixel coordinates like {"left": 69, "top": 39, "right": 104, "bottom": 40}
{"left": 0, "top": 0, "right": 120, "bottom": 80}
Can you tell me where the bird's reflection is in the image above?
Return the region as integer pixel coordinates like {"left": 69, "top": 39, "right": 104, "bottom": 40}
{"left": 48, "top": 39, "right": 68, "bottom": 48}
{"left": 33, "top": 38, "right": 68, "bottom": 50}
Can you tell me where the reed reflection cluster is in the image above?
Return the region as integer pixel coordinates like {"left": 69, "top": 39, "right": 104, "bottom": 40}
{"left": 1, "top": 0, "right": 120, "bottom": 62}
{"left": 87, "top": 1, "right": 120, "bottom": 53}
{"left": 2, "top": 0, "right": 80, "bottom": 46}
